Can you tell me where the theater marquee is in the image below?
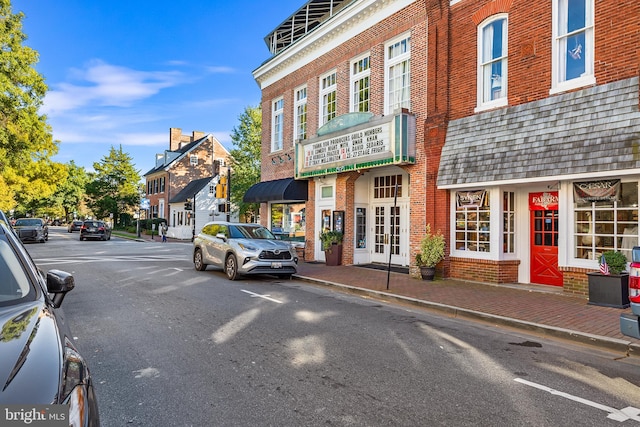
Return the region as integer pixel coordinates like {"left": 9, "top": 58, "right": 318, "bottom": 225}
{"left": 295, "top": 112, "right": 416, "bottom": 179}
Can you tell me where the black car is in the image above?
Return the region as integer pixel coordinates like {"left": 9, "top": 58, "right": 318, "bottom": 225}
{"left": 0, "top": 222, "right": 100, "bottom": 425}
{"left": 79, "top": 220, "right": 111, "bottom": 241}
{"left": 68, "top": 220, "right": 84, "bottom": 233}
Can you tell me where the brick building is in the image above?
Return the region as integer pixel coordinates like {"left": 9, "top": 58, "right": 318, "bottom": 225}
{"left": 251, "top": 0, "right": 640, "bottom": 293}
{"left": 144, "top": 128, "right": 232, "bottom": 238}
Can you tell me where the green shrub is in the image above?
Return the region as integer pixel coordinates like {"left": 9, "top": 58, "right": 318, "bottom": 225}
{"left": 602, "top": 251, "right": 628, "bottom": 275}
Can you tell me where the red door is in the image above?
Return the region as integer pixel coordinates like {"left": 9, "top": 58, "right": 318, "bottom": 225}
{"left": 530, "top": 192, "right": 563, "bottom": 286}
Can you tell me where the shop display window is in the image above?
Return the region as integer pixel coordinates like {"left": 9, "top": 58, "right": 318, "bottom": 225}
{"left": 574, "top": 182, "right": 638, "bottom": 261}
{"left": 503, "top": 191, "right": 515, "bottom": 253}
{"left": 356, "top": 208, "right": 366, "bottom": 249}
{"left": 270, "top": 203, "right": 306, "bottom": 243}
{"left": 455, "top": 192, "right": 491, "bottom": 252}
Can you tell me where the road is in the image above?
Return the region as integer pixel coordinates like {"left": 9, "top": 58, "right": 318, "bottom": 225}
{"left": 24, "top": 227, "right": 640, "bottom": 426}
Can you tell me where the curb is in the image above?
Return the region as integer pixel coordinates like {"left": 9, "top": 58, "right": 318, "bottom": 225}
{"left": 294, "top": 274, "right": 640, "bottom": 359}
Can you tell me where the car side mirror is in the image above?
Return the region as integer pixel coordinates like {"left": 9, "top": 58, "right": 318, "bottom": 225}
{"left": 215, "top": 233, "right": 227, "bottom": 242}
{"left": 46, "top": 269, "right": 75, "bottom": 308}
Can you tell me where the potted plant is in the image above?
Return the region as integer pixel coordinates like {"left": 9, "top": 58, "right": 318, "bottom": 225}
{"left": 587, "top": 250, "right": 630, "bottom": 308}
{"left": 415, "top": 224, "right": 445, "bottom": 280}
{"left": 320, "top": 230, "right": 343, "bottom": 266}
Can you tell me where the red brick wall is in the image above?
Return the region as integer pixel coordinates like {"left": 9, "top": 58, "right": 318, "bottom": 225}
{"left": 449, "top": 0, "right": 640, "bottom": 119}
{"left": 559, "top": 267, "right": 590, "bottom": 296}
{"left": 450, "top": 257, "right": 520, "bottom": 284}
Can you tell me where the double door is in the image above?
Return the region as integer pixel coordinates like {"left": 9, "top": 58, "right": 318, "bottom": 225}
{"left": 370, "top": 202, "right": 407, "bottom": 265}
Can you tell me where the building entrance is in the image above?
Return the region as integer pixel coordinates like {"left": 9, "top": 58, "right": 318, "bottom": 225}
{"left": 529, "top": 192, "right": 563, "bottom": 286}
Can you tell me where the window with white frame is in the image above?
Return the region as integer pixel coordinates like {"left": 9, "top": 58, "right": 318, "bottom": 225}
{"left": 320, "top": 71, "right": 337, "bottom": 125}
{"left": 190, "top": 154, "right": 198, "bottom": 166}
{"left": 553, "top": 0, "right": 594, "bottom": 91}
{"left": 455, "top": 191, "right": 491, "bottom": 252}
{"left": 294, "top": 86, "right": 307, "bottom": 141}
{"left": 217, "top": 158, "right": 226, "bottom": 167}
{"left": 351, "top": 54, "right": 370, "bottom": 112}
{"left": 478, "top": 16, "right": 508, "bottom": 108}
{"left": 503, "top": 191, "right": 515, "bottom": 253}
{"left": 271, "top": 97, "right": 284, "bottom": 152}
{"left": 385, "top": 35, "right": 411, "bottom": 114}
{"left": 574, "top": 181, "right": 638, "bottom": 262}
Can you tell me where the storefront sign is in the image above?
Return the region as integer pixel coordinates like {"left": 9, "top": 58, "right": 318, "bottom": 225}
{"left": 573, "top": 179, "right": 621, "bottom": 203}
{"left": 456, "top": 190, "right": 486, "bottom": 208}
{"left": 529, "top": 192, "right": 559, "bottom": 210}
{"left": 303, "top": 123, "right": 391, "bottom": 168}
{"left": 295, "top": 112, "right": 416, "bottom": 178}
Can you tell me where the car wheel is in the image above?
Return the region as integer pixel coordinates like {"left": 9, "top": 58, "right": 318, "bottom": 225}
{"left": 225, "top": 254, "right": 238, "bottom": 281}
{"left": 194, "top": 249, "right": 207, "bottom": 271}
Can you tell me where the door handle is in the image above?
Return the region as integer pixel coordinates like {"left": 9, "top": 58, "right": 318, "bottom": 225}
{"left": 385, "top": 234, "right": 389, "bottom": 244}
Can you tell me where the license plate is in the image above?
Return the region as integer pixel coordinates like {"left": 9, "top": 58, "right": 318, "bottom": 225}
{"left": 271, "top": 262, "right": 282, "bottom": 269}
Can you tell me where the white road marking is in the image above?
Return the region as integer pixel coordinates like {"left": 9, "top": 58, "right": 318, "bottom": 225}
{"left": 514, "top": 378, "right": 640, "bottom": 422}
{"left": 241, "top": 289, "right": 283, "bottom": 304}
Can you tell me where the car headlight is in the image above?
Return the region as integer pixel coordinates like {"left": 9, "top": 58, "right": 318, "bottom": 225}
{"left": 237, "top": 243, "right": 257, "bottom": 252}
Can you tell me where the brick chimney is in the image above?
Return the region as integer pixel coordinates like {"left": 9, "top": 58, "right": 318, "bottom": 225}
{"left": 170, "top": 128, "right": 182, "bottom": 151}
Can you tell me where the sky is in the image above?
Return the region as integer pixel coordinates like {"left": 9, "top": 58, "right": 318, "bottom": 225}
{"left": 14, "top": 0, "right": 305, "bottom": 175}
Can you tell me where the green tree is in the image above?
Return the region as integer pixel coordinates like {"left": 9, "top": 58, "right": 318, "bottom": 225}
{"left": 229, "top": 105, "right": 261, "bottom": 222}
{"left": 85, "top": 146, "right": 141, "bottom": 222}
{"left": 46, "top": 161, "right": 89, "bottom": 221}
{"left": 0, "top": 0, "right": 62, "bottom": 211}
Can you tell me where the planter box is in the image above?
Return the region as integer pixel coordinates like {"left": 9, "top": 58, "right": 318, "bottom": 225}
{"left": 324, "top": 244, "right": 342, "bottom": 266}
{"left": 587, "top": 272, "right": 630, "bottom": 308}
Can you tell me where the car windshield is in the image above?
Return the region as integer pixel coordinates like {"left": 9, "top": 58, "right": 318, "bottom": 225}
{"left": 0, "top": 240, "right": 32, "bottom": 303}
{"left": 15, "top": 219, "right": 41, "bottom": 227}
{"left": 230, "top": 225, "right": 276, "bottom": 240}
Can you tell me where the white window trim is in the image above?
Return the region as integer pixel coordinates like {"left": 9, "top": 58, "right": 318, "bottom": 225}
{"left": 293, "top": 85, "right": 307, "bottom": 142}
{"left": 350, "top": 52, "right": 371, "bottom": 113}
{"left": 271, "top": 96, "right": 284, "bottom": 152}
{"left": 190, "top": 154, "right": 198, "bottom": 166}
{"left": 475, "top": 14, "right": 509, "bottom": 113}
{"left": 319, "top": 70, "right": 337, "bottom": 126}
{"left": 384, "top": 32, "right": 412, "bottom": 115}
{"left": 550, "top": 0, "right": 595, "bottom": 95}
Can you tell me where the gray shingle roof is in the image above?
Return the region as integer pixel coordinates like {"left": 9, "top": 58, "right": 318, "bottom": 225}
{"left": 437, "top": 77, "right": 640, "bottom": 188}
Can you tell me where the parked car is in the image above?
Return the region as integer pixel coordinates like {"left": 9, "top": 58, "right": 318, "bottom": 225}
{"left": 68, "top": 220, "right": 84, "bottom": 233}
{"left": 12, "top": 217, "right": 48, "bottom": 243}
{"left": 79, "top": 220, "right": 111, "bottom": 241}
{"left": 0, "top": 222, "right": 100, "bottom": 425}
{"left": 193, "top": 221, "right": 298, "bottom": 280}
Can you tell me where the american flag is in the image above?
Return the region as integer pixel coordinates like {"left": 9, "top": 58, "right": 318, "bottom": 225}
{"left": 600, "top": 255, "right": 610, "bottom": 275}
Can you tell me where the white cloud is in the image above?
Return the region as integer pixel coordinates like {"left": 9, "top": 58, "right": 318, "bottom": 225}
{"left": 42, "top": 60, "right": 185, "bottom": 115}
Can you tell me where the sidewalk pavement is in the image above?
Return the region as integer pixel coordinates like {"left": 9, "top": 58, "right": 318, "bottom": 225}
{"left": 115, "top": 231, "right": 640, "bottom": 357}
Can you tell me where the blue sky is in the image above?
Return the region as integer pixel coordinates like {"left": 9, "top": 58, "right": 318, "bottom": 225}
{"left": 14, "top": 0, "right": 304, "bottom": 175}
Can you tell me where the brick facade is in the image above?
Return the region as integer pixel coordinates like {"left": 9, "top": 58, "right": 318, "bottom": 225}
{"left": 255, "top": 0, "right": 640, "bottom": 293}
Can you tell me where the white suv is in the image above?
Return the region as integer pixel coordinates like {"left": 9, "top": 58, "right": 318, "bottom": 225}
{"left": 193, "top": 221, "right": 298, "bottom": 280}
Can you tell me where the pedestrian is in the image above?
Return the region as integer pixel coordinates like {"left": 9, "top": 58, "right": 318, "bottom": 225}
{"left": 161, "top": 223, "right": 167, "bottom": 243}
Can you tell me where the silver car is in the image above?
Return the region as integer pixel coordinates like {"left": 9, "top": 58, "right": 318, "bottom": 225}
{"left": 193, "top": 221, "right": 298, "bottom": 280}
{"left": 13, "top": 218, "right": 48, "bottom": 243}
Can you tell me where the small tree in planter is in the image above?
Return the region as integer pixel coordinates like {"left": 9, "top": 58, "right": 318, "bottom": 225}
{"left": 320, "top": 230, "right": 343, "bottom": 266}
{"left": 415, "top": 224, "right": 445, "bottom": 280}
{"left": 587, "top": 250, "right": 630, "bottom": 308}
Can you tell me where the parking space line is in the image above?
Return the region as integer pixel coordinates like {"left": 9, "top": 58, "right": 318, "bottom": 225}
{"left": 241, "top": 289, "right": 283, "bottom": 304}
{"left": 514, "top": 378, "right": 640, "bottom": 422}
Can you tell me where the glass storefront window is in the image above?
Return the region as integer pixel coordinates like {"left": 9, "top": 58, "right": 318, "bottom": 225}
{"left": 271, "top": 203, "right": 306, "bottom": 243}
{"left": 356, "top": 207, "right": 366, "bottom": 248}
{"left": 455, "top": 192, "right": 491, "bottom": 252}
{"left": 503, "top": 191, "right": 515, "bottom": 253}
{"left": 574, "top": 181, "right": 638, "bottom": 261}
